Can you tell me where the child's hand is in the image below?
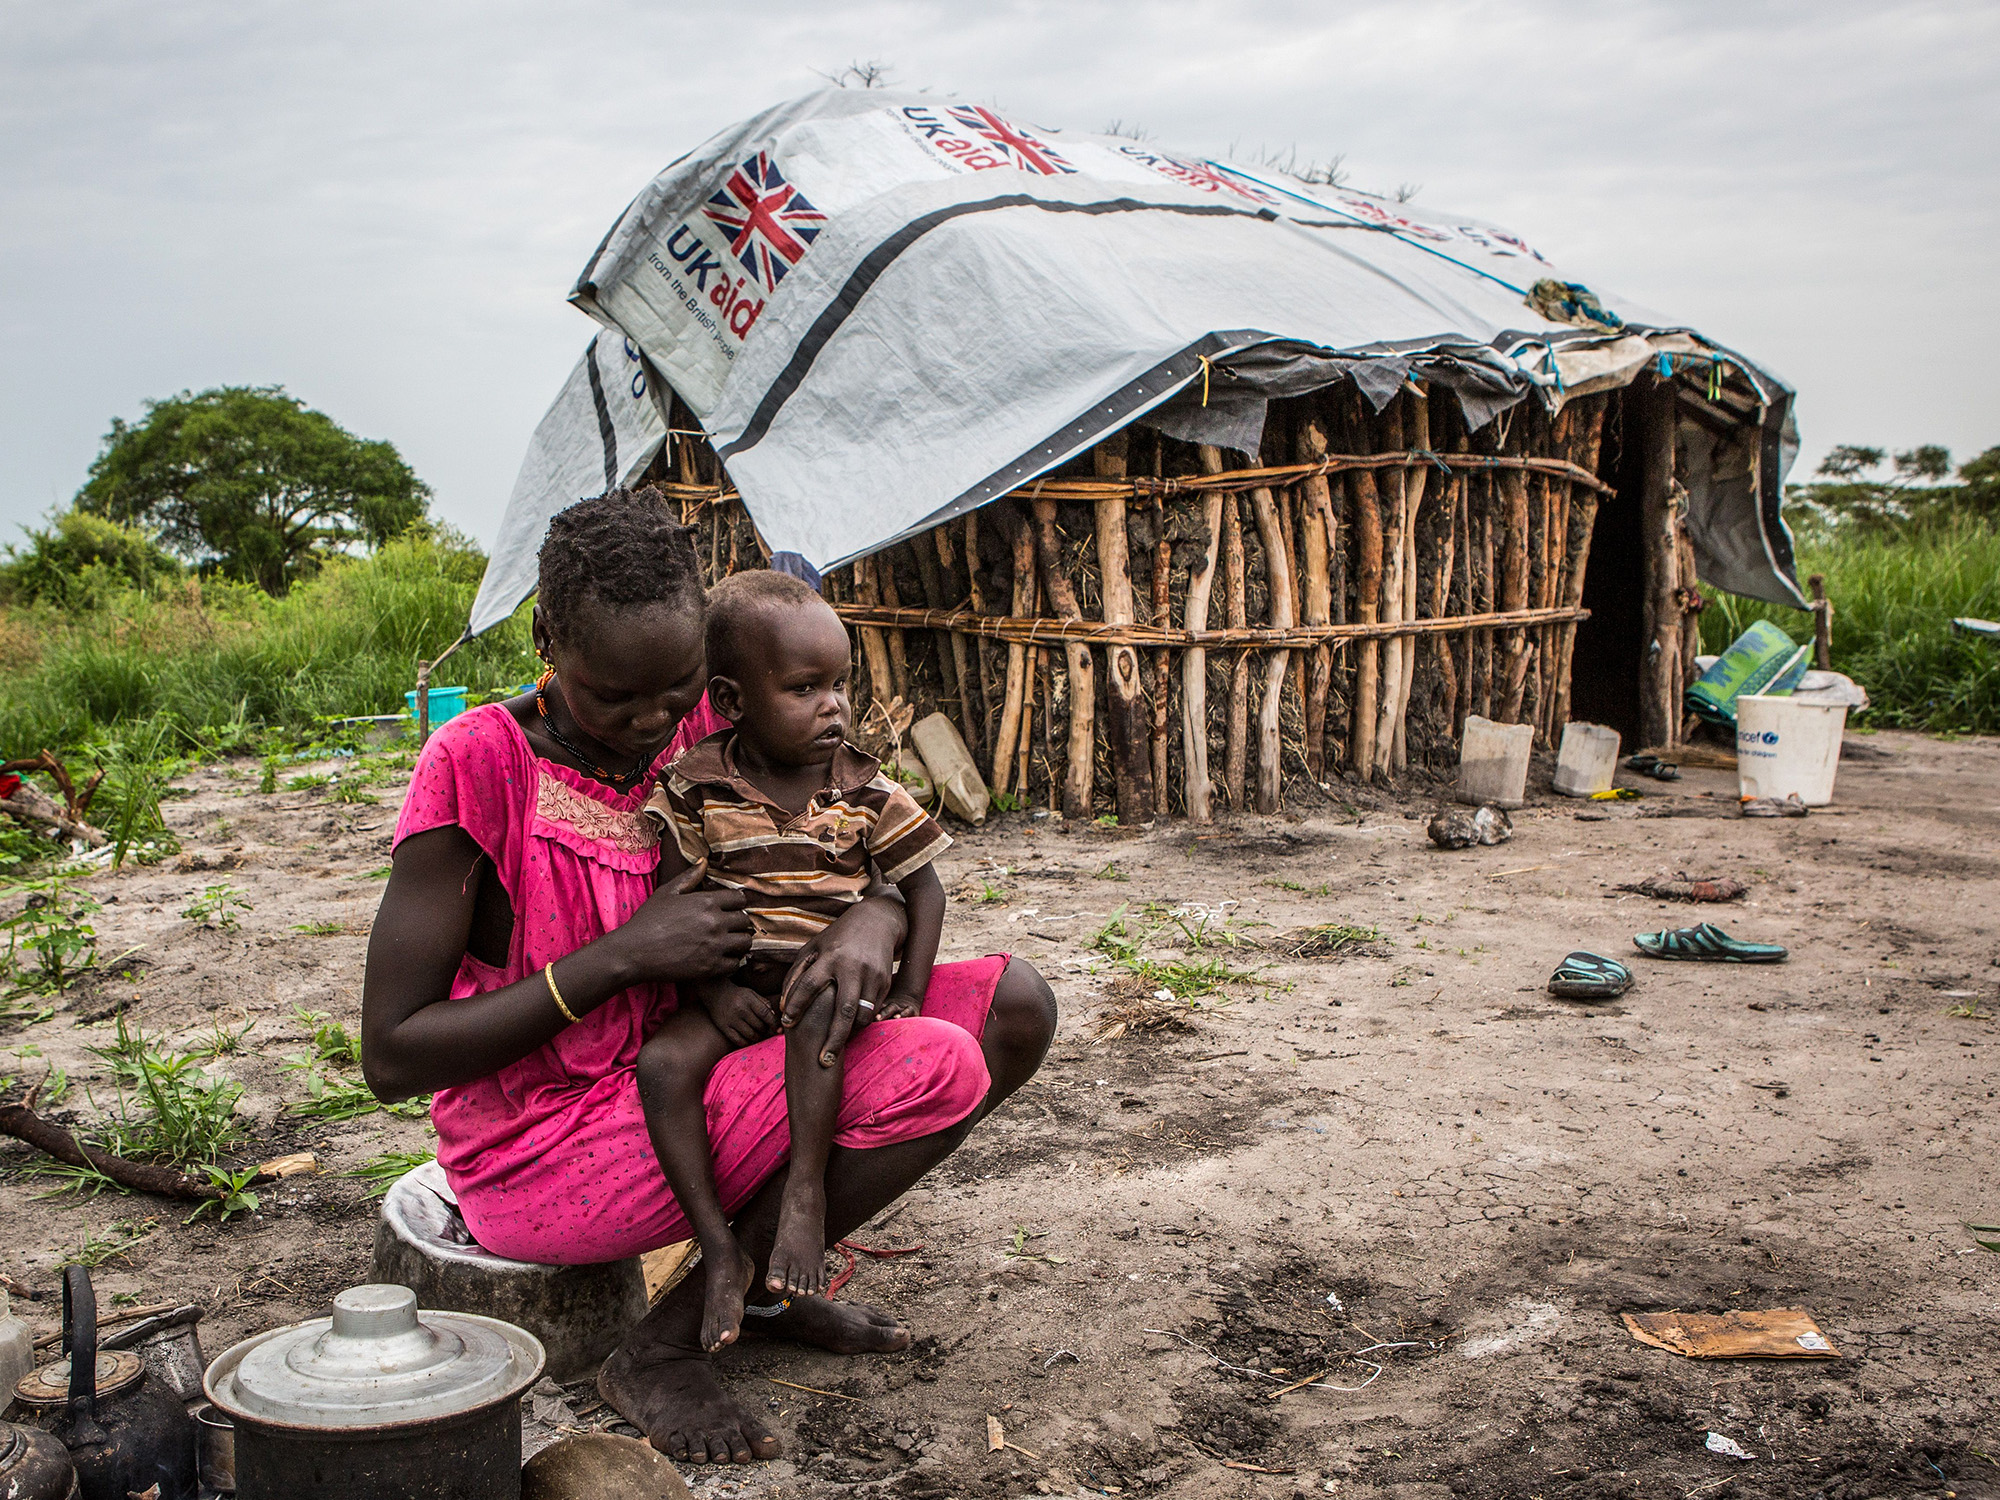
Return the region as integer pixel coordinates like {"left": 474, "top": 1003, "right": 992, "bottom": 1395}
{"left": 699, "top": 983, "right": 777, "bottom": 1048}
{"left": 874, "top": 992, "right": 922, "bottom": 1021}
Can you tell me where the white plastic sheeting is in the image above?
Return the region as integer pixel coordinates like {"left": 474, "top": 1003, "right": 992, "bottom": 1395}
{"left": 466, "top": 327, "right": 668, "bottom": 637}
{"left": 466, "top": 88, "right": 1803, "bottom": 637}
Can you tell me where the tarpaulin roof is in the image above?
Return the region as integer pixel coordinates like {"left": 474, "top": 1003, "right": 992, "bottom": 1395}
{"left": 467, "top": 88, "right": 1802, "bottom": 638}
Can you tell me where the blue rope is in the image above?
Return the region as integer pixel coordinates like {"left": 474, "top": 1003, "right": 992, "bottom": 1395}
{"left": 1210, "top": 162, "right": 1533, "bottom": 297}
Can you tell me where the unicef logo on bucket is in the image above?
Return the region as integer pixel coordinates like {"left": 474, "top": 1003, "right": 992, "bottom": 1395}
{"left": 1738, "top": 728, "right": 1780, "bottom": 748}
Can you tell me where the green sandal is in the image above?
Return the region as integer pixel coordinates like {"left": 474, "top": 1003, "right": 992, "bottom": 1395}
{"left": 1549, "top": 951, "right": 1633, "bottom": 1001}
{"left": 1632, "top": 922, "right": 1788, "bottom": 963}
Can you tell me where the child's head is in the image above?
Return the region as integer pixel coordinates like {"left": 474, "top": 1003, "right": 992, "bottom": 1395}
{"left": 533, "top": 487, "right": 707, "bottom": 761}
{"left": 704, "top": 570, "right": 852, "bottom": 767}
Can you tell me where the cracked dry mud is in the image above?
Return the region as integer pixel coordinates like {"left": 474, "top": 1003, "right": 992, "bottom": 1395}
{"left": 2, "top": 730, "right": 1994, "bottom": 1499}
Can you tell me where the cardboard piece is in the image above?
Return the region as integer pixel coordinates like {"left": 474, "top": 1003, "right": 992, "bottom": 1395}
{"left": 1621, "top": 1308, "right": 1839, "bottom": 1359}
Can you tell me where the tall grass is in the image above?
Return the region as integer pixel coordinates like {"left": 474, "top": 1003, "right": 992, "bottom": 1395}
{"left": 0, "top": 534, "right": 535, "bottom": 760}
{"left": 1702, "top": 517, "right": 2000, "bottom": 734}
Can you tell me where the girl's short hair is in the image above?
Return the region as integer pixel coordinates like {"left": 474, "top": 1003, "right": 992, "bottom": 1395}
{"left": 537, "top": 487, "right": 702, "bottom": 645}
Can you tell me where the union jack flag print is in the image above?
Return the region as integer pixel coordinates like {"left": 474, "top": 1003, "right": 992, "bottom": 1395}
{"left": 1159, "top": 156, "right": 1277, "bottom": 204}
{"left": 703, "top": 154, "right": 826, "bottom": 291}
{"left": 945, "top": 105, "right": 1074, "bottom": 176}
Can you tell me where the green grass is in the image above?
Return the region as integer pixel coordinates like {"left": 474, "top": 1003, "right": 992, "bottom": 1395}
{"left": 347, "top": 1147, "right": 436, "bottom": 1198}
{"left": 288, "top": 1070, "right": 429, "bottom": 1122}
{"left": 1704, "top": 516, "right": 2000, "bottom": 734}
{"left": 182, "top": 883, "right": 251, "bottom": 930}
{"left": 288, "top": 1008, "right": 362, "bottom": 1068}
{"left": 0, "top": 532, "right": 535, "bottom": 760}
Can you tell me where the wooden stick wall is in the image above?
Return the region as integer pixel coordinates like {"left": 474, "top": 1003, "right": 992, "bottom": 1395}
{"left": 662, "top": 380, "right": 1668, "bottom": 821}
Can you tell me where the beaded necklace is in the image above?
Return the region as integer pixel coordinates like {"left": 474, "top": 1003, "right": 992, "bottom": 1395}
{"left": 534, "top": 674, "right": 652, "bottom": 792}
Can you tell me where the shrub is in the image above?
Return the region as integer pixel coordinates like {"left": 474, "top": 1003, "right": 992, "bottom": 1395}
{"left": 0, "top": 531, "right": 534, "bottom": 760}
{"left": 0, "top": 512, "right": 182, "bottom": 608}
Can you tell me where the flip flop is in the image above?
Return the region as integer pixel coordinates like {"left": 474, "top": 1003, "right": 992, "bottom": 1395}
{"left": 1548, "top": 951, "right": 1633, "bottom": 1001}
{"left": 1624, "top": 753, "right": 1682, "bottom": 782}
{"left": 1632, "top": 922, "right": 1788, "bottom": 963}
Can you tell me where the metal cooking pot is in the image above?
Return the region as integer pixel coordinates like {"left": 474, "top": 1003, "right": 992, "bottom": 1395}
{"left": 0, "top": 1420, "right": 81, "bottom": 1500}
{"left": 10, "top": 1268, "right": 198, "bottom": 1500}
{"left": 192, "top": 1403, "right": 235, "bottom": 1493}
{"left": 203, "top": 1284, "right": 544, "bottom": 1500}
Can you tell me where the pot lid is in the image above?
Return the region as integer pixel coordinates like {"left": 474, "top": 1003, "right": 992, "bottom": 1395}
{"left": 13, "top": 1351, "right": 145, "bottom": 1406}
{"left": 203, "top": 1285, "right": 544, "bottom": 1431}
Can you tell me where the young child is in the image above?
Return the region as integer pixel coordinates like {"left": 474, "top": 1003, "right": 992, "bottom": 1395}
{"left": 641, "top": 569, "right": 950, "bottom": 1354}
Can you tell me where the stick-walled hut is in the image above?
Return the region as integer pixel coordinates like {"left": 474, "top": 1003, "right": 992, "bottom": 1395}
{"left": 462, "top": 90, "right": 1804, "bottom": 821}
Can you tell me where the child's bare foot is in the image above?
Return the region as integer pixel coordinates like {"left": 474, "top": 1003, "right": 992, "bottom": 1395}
{"left": 767, "top": 1178, "right": 828, "bottom": 1296}
{"left": 699, "top": 1236, "right": 756, "bottom": 1352}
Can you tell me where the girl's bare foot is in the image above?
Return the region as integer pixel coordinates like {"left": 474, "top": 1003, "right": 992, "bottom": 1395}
{"left": 767, "top": 1177, "right": 828, "bottom": 1296}
{"left": 598, "top": 1327, "right": 778, "bottom": 1465}
{"left": 698, "top": 1236, "right": 756, "bottom": 1353}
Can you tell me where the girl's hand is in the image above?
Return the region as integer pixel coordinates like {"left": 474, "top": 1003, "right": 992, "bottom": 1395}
{"left": 616, "top": 865, "right": 754, "bottom": 983}
{"left": 778, "top": 895, "right": 908, "bottom": 1065}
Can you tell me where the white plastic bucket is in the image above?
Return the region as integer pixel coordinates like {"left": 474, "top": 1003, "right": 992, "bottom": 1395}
{"left": 1736, "top": 693, "right": 1847, "bottom": 806}
{"left": 1456, "top": 715, "right": 1533, "bottom": 808}
{"left": 1552, "top": 721, "right": 1621, "bottom": 797}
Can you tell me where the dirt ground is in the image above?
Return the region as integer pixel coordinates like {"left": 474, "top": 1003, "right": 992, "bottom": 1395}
{"left": 3, "top": 729, "right": 1996, "bottom": 1499}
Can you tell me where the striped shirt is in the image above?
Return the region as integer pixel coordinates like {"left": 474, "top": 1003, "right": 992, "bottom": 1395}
{"left": 644, "top": 731, "right": 950, "bottom": 961}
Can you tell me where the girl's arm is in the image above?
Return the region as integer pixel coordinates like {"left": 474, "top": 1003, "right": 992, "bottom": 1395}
{"left": 361, "top": 824, "right": 751, "bottom": 1102}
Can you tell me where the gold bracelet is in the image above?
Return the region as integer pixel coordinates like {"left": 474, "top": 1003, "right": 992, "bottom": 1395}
{"left": 543, "top": 962, "right": 580, "bottom": 1025}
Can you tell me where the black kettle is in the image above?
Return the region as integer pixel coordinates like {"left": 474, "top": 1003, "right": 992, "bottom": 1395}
{"left": 39, "top": 1267, "right": 196, "bottom": 1500}
{"left": 0, "top": 1421, "right": 80, "bottom": 1500}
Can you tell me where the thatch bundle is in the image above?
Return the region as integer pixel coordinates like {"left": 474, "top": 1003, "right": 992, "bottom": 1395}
{"left": 646, "top": 368, "right": 1712, "bottom": 822}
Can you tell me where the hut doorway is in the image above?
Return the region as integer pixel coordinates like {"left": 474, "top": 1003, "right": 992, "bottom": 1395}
{"left": 1570, "top": 401, "right": 1646, "bottom": 749}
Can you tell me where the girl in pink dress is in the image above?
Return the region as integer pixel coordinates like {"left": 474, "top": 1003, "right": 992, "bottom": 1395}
{"left": 363, "top": 488, "right": 1056, "bottom": 1466}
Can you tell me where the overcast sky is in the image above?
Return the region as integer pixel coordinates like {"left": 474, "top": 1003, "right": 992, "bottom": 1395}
{"left": 3, "top": 0, "right": 1994, "bottom": 549}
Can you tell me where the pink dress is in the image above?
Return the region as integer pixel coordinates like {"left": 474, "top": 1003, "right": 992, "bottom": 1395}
{"left": 392, "top": 700, "right": 999, "bottom": 1265}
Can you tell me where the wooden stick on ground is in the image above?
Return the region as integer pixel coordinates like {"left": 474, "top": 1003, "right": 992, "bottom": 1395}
{"left": 1183, "top": 449, "right": 1229, "bottom": 821}
{"left": 1032, "top": 495, "right": 1096, "bottom": 821}
{"left": 1094, "top": 435, "right": 1155, "bottom": 824}
{"left": 0, "top": 1101, "right": 306, "bottom": 1202}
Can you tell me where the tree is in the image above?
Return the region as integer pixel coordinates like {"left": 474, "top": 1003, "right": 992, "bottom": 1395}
{"left": 1960, "top": 446, "right": 2000, "bottom": 514}
{"left": 0, "top": 511, "right": 182, "bottom": 607}
{"left": 75, "top": 386, "right": 430, "bottom": 593}
{"left": 1789, "top": 442, "right": 1970, "bottom": 532}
